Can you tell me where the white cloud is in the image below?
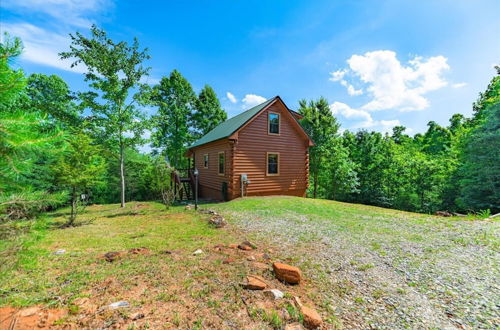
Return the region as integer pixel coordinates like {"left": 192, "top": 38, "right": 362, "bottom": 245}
{"left": 329, "top": 69, "right": 347, "bottom": 82}
{"left": 242, "top": 94, "right": 266, "bottom": 108}
{"left": 452, "top": 82, "right": 467, "bottom": 88}
{"left": 3, "top": 23, "right": 88, "bottom": 74}
{"left": 330, "top": 101, "right": 400, "bottom": 133}
{"left": 331, "top": 50, "right": 450, "bottom": 112}
{"left": 226, "top": 92, "right": 237, "bottom": 103}
{"left": 2, "top": 0, "right": 112, "bottom": 28}
{"left": 340, "top": 80, "right": 363, "bottom": 96}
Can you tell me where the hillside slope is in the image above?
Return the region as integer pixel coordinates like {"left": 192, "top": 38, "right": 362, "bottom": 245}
{"left": 213, "top": 196, "right": 499, "bottom": 328}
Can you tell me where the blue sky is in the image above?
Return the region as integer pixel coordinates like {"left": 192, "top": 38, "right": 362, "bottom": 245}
{"left": 2, "top": 0, "right": 499, "bottom": 136}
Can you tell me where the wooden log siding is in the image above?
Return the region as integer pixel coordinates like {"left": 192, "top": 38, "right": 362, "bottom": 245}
{"left": 232, "top": 102, "right": 309, "bottom": 197}
{"left": 192, "top": 139, "right": 233, "bottom": 200}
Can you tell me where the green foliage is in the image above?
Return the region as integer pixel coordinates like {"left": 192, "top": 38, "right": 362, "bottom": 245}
{"left": 193, "top": 85, "right": 227, "bottom": 137}
{"left": 52, "top": 132, "right": 107, "bottom": 225}
{"left": 0, "top": 191, "right": 66, "bottom": 223}
{"left": 60, "top": 25, "right": 151, "bottom": 207}
{"left": 148, "top": 70, "right": 196, "bottom": 168}
{"left": 457, "top": 102, "right": 500, "bottom": 212}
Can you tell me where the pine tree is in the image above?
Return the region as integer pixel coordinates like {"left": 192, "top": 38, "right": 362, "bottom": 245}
{"left": 193, "top": 84, "right": 227, "bottom": 138}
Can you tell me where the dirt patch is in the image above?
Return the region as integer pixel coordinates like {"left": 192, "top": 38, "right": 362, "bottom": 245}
{"left": 0, "top": 306, "right": 67, "bottom": 329}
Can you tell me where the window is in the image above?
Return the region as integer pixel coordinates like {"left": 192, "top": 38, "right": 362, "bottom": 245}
{"left": 266, "top": 152, "right": 279, "bottom": 176}
{"left": 218, "top": 152, "right": 225, "bottom": 175}
{"left": 203, "top": 154, "right": 209, "bottom": 169}
{"left": 268, "top": 112, "right": 280, "bottom": 134}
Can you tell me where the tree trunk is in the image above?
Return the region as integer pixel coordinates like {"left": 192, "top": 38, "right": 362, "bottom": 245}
{"left": 69, "top": 186, "right": 77, "bottom": 226}
{"left": 120, "top": 142, "right": 126, "bottom": 208}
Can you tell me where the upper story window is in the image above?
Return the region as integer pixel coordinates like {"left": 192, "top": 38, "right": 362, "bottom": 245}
{"left": 218, "top": 152, "right": 225, "bottom": 175}
{"left": 203, "top": 154, "right": 209, "bottom": 169}
{"left": 268, "top": 112, "right": 280, "bottom": 135}
{"left": 266, "top": 152, "right": 279, "bottom": 176}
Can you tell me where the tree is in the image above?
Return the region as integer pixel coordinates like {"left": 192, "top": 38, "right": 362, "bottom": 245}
{"left": 149, "top": 70, "right": 196, "bottom": 168}
{"left": 24, "top": 74, "right": 80, "bottom": 128}
{"left": 60, "top": 25, "right": 151, "bottom": 207}
{"left": 52, "top": 132, "right": 107, "bottom": 226}
{"left": 192, "top": 85, "right": 227, "bottom": 138}
{"left": 458, "top": 102, "right": 500, "bottom": 212}
{"left": 298, "top": 97, "right": 339, "bottom": 198}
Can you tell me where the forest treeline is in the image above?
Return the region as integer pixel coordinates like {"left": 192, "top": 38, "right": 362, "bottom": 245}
{"left": 0, "top": 26, "right": 498, "bottom": 225}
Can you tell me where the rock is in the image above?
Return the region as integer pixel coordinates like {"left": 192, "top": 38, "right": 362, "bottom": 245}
{"left": 53, "top": 249, "right": 66, "bottom": 255}
{"left": 273, "top": 262, "right": 302, "bottom": 284}
{"left": 223, "top": 257, "right": 235, "bottom": 264}
{"left": 238, "top": 240, "right": 257, "bottom": 250}
{"left": 108, "top": 301, "right": 129, "bottom": 309}
{"left": 254, "top": 253, "right": 271, "bottom": 260}
{"left": 301, "top": 306, "right": 322, "bottom": 329}
{"left": 104, "top": 251, "right": 126, "bottom": 262}
{"left": 264, "top": 289, "right": 284, "bottom": 300}
{"left": 199, "top": 209, "right": 218, "bottom": 215}
{"left": 185, "top": 204, "right": 194, "bottom": 210}
{"left": 244, "top": 275, "right": 267, "bottom": 290}
{"left": 193, "top": 249, "right": 203, "bottom": 255}
{"left": 238, "top": 244, "right": 253, "bottom": 251}
{"left": 247, "top": 255, "right": 256, "bottom": 261}
{"left": 294, "top": 297, "right": 322, "bottom": 329}
{"left": 435, "top": 210, "right": 453, "bottom": 217}
{"left": 251, "top": 262, "right": 270, "bottom": 270}
{"left": 228, "top": 244, "right": 238, "bottom": 249}
{"left": 285, "top": 322, "right": 304, "bottom": 330}
{"left": 131, "top": 312, "right": 145, "bottom": 320}
{"left": 208, "top": 215, "right": 227, "bottom": 228}
{"left": 128, "top": 247, "right": 149, "bottom": 255}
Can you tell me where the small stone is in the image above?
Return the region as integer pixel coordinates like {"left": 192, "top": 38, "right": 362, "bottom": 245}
{"left": 244, "top": 275, "right": 267, "bottom": 290}
{"left": 301, "top": 306, "right": 322, "bottom": 329}
{"left": 238, "top": 244, "right": 253, "bottom": 251}
{"left": 223, "top": 257, "right": 235, "bottom": 264}
{"left": 285, "top": 322, "right": 304, "bottom": 330}
{"left": 108, "top": 301, "right": 129, "bottom": 309}
{"left": 247, "top": 255, "right": 256, "bottom": 261}
{"left": 208, "top": 215, "right": 227, "bottom": 228}
{"left": 193, "top": 249, "right": 203, "bottom": 255}
{"left": 103, "top": 251, "right": 126, "bottom": 262}
{"left": 53, "top": 249, "right": 66, "bottom": 255}
{"left": 228, "top": 244, "right": 238, "bottom": 249}
{"left": 273, "top": 262, "right": 302, "bottom": 284}
{"left": 264, "top": 289, "right": 284, "bottom": 300}
{"left": 185, "top": 204, "right": 194, "bottom": 210}
{"left": 131, "top": 312, "right": 145, "bottom": 320}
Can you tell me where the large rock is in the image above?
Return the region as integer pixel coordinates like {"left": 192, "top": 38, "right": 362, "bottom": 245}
{"left": 244, "top": 275, "right": 267, "bottom": 290}
{"left": 301, "top": 306, "right": 322, "bottom": 329}
{"left": 273, "top": 262, "right": 302, "bottom": 284}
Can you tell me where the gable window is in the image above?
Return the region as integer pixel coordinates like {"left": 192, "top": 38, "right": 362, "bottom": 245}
{"left": 203, "top": 154, "right": 209, "bottom": 169}
{"left": 268, "top": 112, "right": 280, "bottom": 135}
{"left": 266, "top": 152, "right": 279, "bottom": 176}
{"left": 218, "top": 152, "right": 225, "bottom": 175}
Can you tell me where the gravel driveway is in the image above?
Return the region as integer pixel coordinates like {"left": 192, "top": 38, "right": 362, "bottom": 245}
{"left": 214, "top": 197, "right": 500, "bottom": 329}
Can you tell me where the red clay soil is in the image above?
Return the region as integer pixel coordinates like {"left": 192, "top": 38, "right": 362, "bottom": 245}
{"left": 0, "top": 306, "right": 67, "bottom": 329}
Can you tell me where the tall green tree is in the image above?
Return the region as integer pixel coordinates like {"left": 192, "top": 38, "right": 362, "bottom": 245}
{"left": 149, "top": 70, "right": 196, "bottom": 168}
{"left": 60, "top": 25, "right": 151, "bottom": 207}
{"left": 298, "top": 97, "right": 340, "bottom": 198}
{"left": 458, "top": 103, "right": 500, "bottom": 212}
{"left": 192, "top": 85, "right": 227, "bottom": 137}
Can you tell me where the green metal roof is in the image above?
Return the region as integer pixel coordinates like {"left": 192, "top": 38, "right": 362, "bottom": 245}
{"left": 189, "top": 96, "right": 278, "bottom": 149}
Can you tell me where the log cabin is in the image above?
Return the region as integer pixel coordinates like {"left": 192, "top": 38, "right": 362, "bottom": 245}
{"left": 185, "top": 96, "right": 314, "bottom": 201}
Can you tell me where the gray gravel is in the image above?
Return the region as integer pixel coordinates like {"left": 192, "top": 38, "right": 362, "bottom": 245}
{"left": 215, "top": 200, "right": 500, "bottom": 329}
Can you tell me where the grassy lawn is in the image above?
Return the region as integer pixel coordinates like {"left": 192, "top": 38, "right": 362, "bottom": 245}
{"left": 0, "top": 202, "right": 314, "bottom": 329}
{"left": 1, "top": 197, "right": 498, "bottom": 329}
